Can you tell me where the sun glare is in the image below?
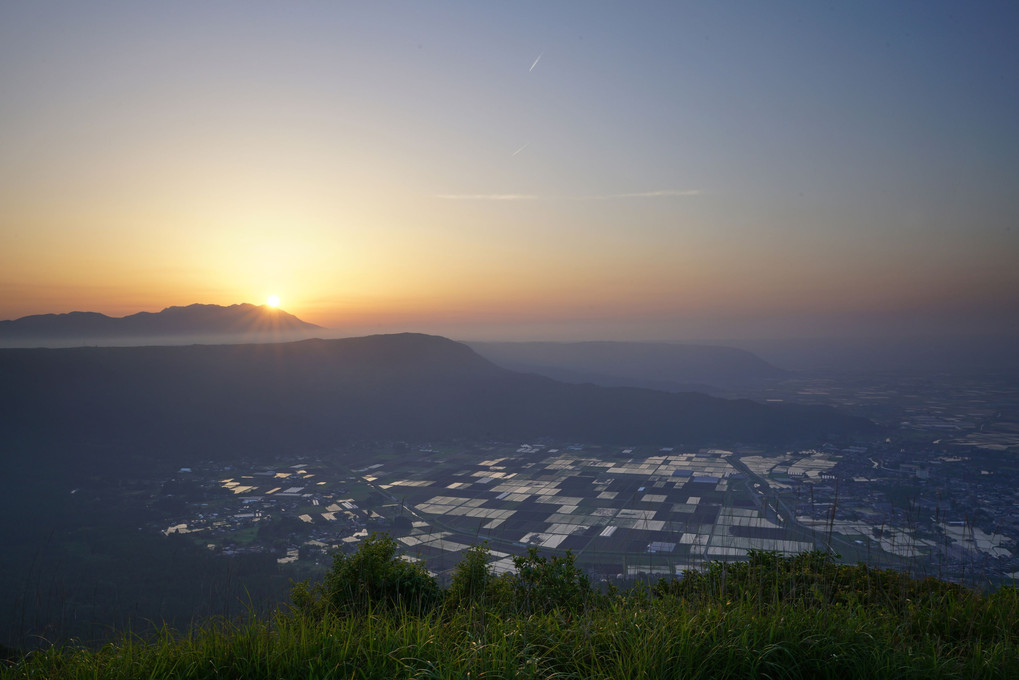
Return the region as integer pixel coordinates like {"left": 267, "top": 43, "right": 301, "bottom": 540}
{"left": 266, "top": 295, "right": 281, "bottom": 308}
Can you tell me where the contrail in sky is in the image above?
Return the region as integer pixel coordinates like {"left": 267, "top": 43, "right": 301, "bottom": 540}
{"left": 512, "top": 143, "right": 529, "bottom": 156}
{"left": 529, "top": 52, "right": 543, "bottom": 72}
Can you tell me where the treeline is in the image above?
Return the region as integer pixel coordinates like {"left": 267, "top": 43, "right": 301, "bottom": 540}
{"left": 5, "top": 534, "right": 1019, "bottom": 679}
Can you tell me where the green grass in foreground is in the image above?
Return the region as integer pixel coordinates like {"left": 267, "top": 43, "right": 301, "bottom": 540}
{"left": 4, "top": 536, "right": 1018, "bottom": 679}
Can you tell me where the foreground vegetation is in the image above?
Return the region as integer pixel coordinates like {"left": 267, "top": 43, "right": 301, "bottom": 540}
{"left": 4, "top": 535, "right": 1018, "bottom": 679}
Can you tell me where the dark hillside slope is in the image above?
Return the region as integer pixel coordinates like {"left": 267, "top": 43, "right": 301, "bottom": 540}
{"left": 0, "top": 334, "right": 875, "bottom": 463}
{"left": 469, "top": 340, "right": 787, "bottom": 391}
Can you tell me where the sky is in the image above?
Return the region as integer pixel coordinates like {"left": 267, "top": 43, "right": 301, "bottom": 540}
{"left": 1, "top": 1, "right": 1017, "bottom": 342}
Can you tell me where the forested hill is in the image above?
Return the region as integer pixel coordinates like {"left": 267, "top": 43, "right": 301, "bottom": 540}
{"left": 0, "top": 333, "right": 876, "bottom": 461}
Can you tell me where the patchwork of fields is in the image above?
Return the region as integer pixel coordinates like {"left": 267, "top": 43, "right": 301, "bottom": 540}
{"left": 371, "top": 444, "right": 822, "bottom": 579}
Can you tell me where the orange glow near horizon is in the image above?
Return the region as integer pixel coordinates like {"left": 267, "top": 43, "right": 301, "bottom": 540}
{"left": 1, "top": 237, "right": 1017, "bottom": 341}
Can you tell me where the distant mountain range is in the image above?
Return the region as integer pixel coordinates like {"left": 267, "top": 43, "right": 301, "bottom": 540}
{"left": 0, "top": 333, "right": 876, "bottom": 463}
{"left": 0, "top": 303, "right": 322, "bottom": 346}
{"left": 468, "top": 341, "right": 787, "bottom": 392}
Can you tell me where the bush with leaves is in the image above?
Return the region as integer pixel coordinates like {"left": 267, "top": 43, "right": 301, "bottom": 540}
{"left": 291, "top": 532, "right": 440, "bottom": 617}
{"left": 445, "top": 542, "right": 515, "bottom": 611}
{"left": 510, "top": 547, "right": 592, "bottom": 615}
{"left": 654, "top": 549, "right": 973, "bottom": 616}
{"left": 447, "top": 542, "right": 494, "bottom": 606}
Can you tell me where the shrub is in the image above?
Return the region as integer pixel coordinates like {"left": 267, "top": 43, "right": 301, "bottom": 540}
{"left": 447, "top": 542, "right": 495, "bottom": 607}
{"left": 654, "top": 549, "right": 974, "bottom": 616}
{"left": 292, "top": 532, "right": 440, "bottom": 617}
{"left": 510, "top": 547, "right": 592, "bottom": 615}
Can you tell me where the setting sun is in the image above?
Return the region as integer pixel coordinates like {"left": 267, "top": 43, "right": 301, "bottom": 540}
{"left": 266, "top": 295, "right": 280, "bottom": 308}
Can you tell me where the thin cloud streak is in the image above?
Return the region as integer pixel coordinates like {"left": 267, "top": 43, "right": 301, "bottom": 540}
{"left": 435, "top": 189, "right": 701, "bottom": 201}
{"left": 606, "top": 189, "right": 703, "bottom": 198}
{"left": 529, "top": 52, "right": 543, "bottom": 72}
{"left": 436, "top": 194, "right": 538, "bottom": 201}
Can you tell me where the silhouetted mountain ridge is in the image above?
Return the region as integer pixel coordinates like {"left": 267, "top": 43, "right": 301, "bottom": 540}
{"left": 0, "top": 334, "right": 876, "bottom": 463}
{"left": 0, "top": 303, "right": 321, "bottom": 345}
